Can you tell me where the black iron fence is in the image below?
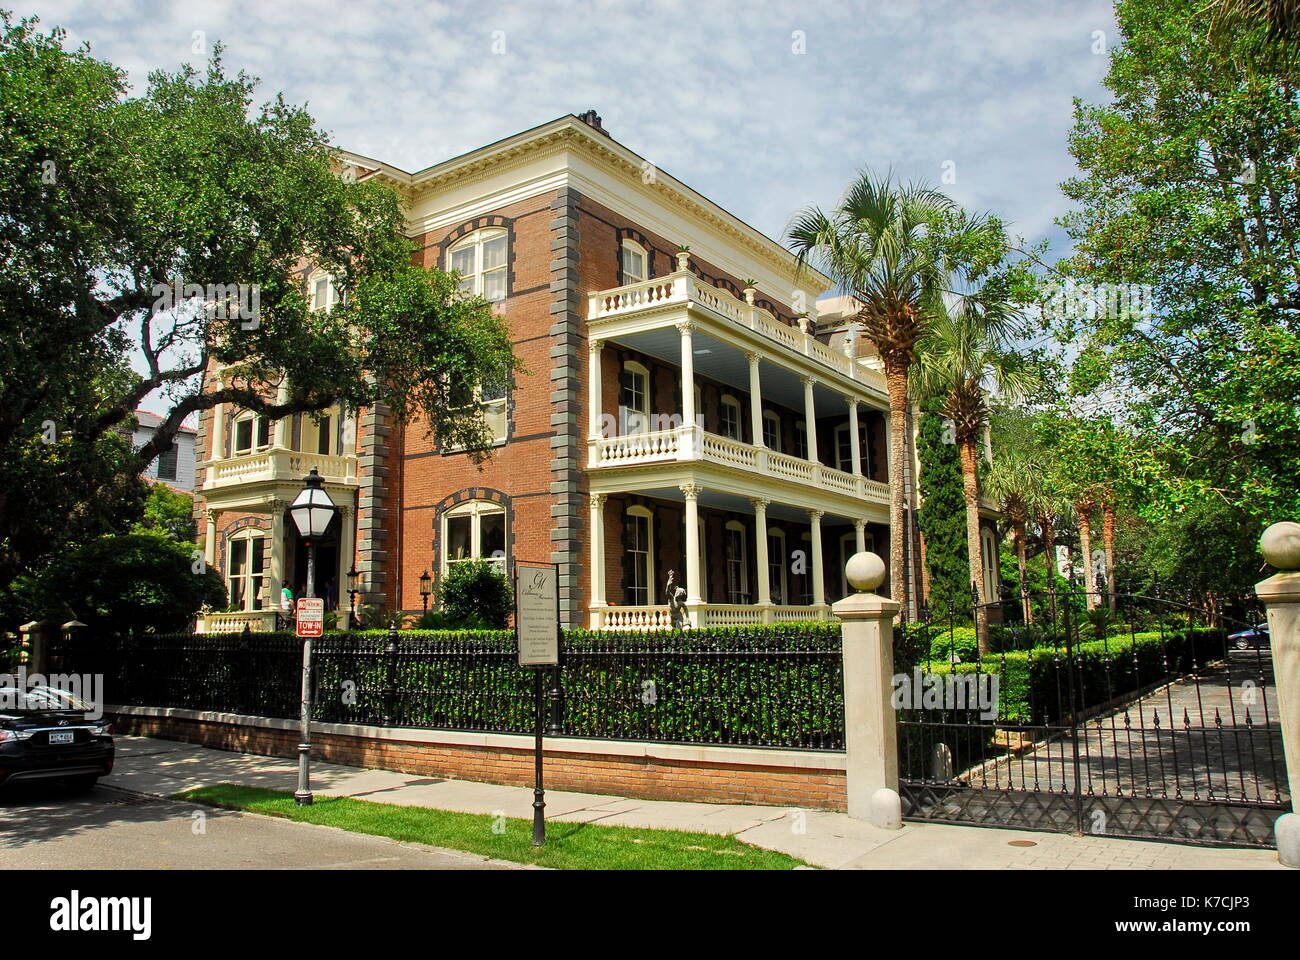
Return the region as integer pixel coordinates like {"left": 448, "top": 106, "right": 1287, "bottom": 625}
{"left": 49, "top": 624, "right": 845, "bottom": 751}
{"left": 894, "top": 579, "right": 1289, "bottom": 847}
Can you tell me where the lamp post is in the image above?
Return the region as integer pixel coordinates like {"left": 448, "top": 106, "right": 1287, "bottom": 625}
{"left": 347, "top": 564, "right": 360, "bottom": 629}
{"left": 419, "top": 570, "right": 432, "bottom": 613}
{"left": 287, "top": 467, "right": 337, "bottom": 806}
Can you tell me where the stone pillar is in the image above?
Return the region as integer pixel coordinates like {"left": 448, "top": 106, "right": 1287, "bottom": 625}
{"left": 336, "top": 502, "right": 354, "bottom": 632}
{"left": 1256, "top": 521, "right": 1300, "bottom": 867}
{"left": 748, "top": 353, "right": 764, "bottom": 447}
{"left": 833, "top": 551, "right": 902, "bottom": 827}
{"left": 588, "top": 493, "right": 607, "bottom": 628}
{"left": 752, "top": 498, "right": 772, "bottom": 614}
{"left": 588, "top": 340, "right": 604, "bottom": 440}
{"left": 855, "top": 518, "right": 867, "bottom": 554}
{"left": 269, "top": 501, "right": 285, "bottom": 613}
{"left": 682, "top": 482, "right": 704, "bottom": 622}
{"left": 204, "top": 509, "right": 218, "bottom": 568}
{"left": 848, "top": 398, "right": 862, "bottom": 476}
{"left": 809, "top": 509, "right": 826, "bottom": 607}
{"left": 679, "top": 322, "right": 697, "bottom": 457}
{"left": 803, "top": 377, "right": 819, "bottom": 466}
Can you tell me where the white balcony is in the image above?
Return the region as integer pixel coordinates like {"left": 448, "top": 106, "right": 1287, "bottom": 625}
{"left": 588, "top": 426, "right": 889, "bottom": 508}
{"left": 592, "top": 603, "right": 833, "bottom": 632}
{"left": 203, "top": 446, "right": 357, "bottom": 493}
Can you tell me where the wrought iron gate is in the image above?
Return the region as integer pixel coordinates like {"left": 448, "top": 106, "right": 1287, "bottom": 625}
{"left": 895, "top": 578, "right": 1289, "bottom": 847}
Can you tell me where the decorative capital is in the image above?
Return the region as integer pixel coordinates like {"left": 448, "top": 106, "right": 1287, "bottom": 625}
{"left": 854, "top": 518, "right": 867, "bottom": 530}
{"left": 808, "top": 509, "right": 825, "bottom": 523}
{"left": 803, "top": 376, "right": 817, "bottom": 389}
{"left": 590, "top": 492, "right": 607, "bottom": 509}
{"left": 205, "top": 508, "right": 219, "bottom": 523}
{"left": 680, "top": 482, "right": 702, "bottom": 501}
{"left": 846, "top": 396, "right": 858, "bottom": 410}
{"left": 675, "top": 319, "right": 695, "bottom": 336}
{"left": 268, "top": 500, "right": 285, "bottom": 517}
{"left": 746, "top": 351, "right": 762, "bottom": 365}
{"left": 749, "top": 497, "right": 770, "bottom": 512}
{"left": 589, "top": 338, "right": 605, "bottom": 355}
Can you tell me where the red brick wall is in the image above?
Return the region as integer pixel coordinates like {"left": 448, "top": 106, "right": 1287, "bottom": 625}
{"left": 110, "top": 712, "right": 847, "bottom": 811}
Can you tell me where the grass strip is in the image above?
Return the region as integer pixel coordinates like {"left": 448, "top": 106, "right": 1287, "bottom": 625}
{"left": 175, "top": 784, "right": 808, "bottom": 871}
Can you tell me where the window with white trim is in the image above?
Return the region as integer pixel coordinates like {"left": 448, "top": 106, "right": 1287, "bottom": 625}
{"left": 762, "top": 410, "right": 781, "bottom": 450}
{"left": 799, "top": 532, "right": 813, "bottom": 604}
{"left": 720, "top": 395, "right": 742, "bottom": 441}
{"left": 834, "top": 422, "right": 870, "bottom": 474}
{"left": 725, "top": 520, "right": 748, "bottom": 604}
{"left": 620, "top": 240, "right": 647, "bottom": 285}
{"left": 620, "top": 361, "right": 650, "bottom": 434}
{"left": 448, "top": 228, "right": 508, "bottom": 302}
{"left": 226, "top": 530, "right": 267, "bottom": 611}
{"left": 309, "top": 271, "right": 344, "bottom": 313}
{"left": 443, "top": 500, "right": 507, "bottom": 574}
{"left": 982, "top": 527, "right": 1000, "bottom": 599}
{"left": 626, "top": 506, "right": 654, "bottom": 606}
{"left": 767, "top": 528, "right": 787, "bottom": 605}
{"left": 232, "top": 412, "right": 271, "bottom": 456}
{"left": 794, "top": 421, "right": 808, "bottom": 460}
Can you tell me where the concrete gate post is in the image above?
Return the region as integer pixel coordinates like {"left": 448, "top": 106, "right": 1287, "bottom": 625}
{"left": 1255, "top": 521, "right": 1300, "bottom": 868}
{"left": 832, "top": 551, "right": 902, "bottom": 828}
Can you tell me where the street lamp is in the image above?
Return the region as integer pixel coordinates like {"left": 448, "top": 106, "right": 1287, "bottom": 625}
{"left": 347, "top": 564, "right": 360, "bottom": 629}
{"left": 419, "top": 570, "right": 432, "bottom": 612}
{"left": 287, "top": 467, "right": 337, "bottom": 806}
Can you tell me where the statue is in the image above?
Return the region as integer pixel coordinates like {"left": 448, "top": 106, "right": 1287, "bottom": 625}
{"left": 665, "top": 570, "right": 688, "bottom": 631}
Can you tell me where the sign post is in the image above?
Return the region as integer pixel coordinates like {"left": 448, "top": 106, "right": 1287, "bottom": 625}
{"left": 514, "top": 561, "right": 560, "bottom": 847}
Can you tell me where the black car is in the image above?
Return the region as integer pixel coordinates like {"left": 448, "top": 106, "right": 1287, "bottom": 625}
{"left": 0, "top": 686, "right": 114, "bottom": 791}
{"left": 1228, "top": 623, "right": 1270, "bottom": 650}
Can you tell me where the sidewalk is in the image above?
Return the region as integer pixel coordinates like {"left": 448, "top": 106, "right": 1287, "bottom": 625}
{"left": 106, "top": 735, "right": 1288, "bottom": 870}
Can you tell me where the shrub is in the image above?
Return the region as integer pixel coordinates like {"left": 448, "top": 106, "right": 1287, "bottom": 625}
{"left": 437, "top": 560, "right": 513, "bottom": 629}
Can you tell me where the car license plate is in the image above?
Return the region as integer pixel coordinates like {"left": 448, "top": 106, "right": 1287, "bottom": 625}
{"left": 48, "top": 730, "right": 74, "bottom": 745}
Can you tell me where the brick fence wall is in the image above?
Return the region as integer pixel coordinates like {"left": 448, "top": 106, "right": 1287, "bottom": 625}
{"left": 109, "top": 707, "right": 848, "bottom": 811}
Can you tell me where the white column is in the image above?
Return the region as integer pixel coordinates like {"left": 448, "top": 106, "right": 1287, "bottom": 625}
{"left": 1256, "top": 521, "right": 1300, "bottom": 867}
{"left": 833, "top": 551, "right": 902, "bottom": 827}
{"left": 588, "top": 340, "right": 604, "bottom": 440}
{"left": 682, "top": 483, "right": 704, "bottom": 615}
{"left": 809, "top": 509, "right": 826, "bottom": 607}
{"left": 336, "top": 502, "right": 354, "bottom": 632}
{"left": 204, "top": 509, "right": 218, "bottom": 567}
{"left": 748, "top": 353, "right": 764, "bottom": 447}
{"left": 589, "top": 493, "right": 607, "bottom": 628}
{"left": 752, "top": 498, "right": 771, "bottom": 607}
{"left": 275, "top": 377, "right": 291, "bottom": 447}
{"left": 269, "top": 501, "right": 285, "bottom": 612}
{"left": 803, "top": 377, "right": 819, "bottom": 466}
{"left": 848, "top": 398, "right": 862, "bottom": 476}
{"left": 679, "top": 322, "right": 697, "bottom": 456}
{"left": 855, "top": 518, "right": 867, "bottom": 554}
{"left": 210, "top": 397, "right": 225, "bottom": 462}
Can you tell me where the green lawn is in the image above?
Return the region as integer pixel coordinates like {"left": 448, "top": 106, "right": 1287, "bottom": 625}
{"left": 175, "top": 784, "right": 809, "bottom": 871}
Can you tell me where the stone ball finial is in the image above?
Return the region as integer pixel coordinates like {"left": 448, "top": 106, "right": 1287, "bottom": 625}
{"left": 1260, "top": 521, "right": 1300, "bottom": 571}
{"left": 845, "top": 551, "right": 886, "bottom": 592}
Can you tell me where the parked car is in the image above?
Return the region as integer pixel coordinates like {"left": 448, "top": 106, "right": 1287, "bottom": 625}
{"left": 1228, "top": 623, "right": 1270, "bottom": 650}
{"left": 0, "top": 686, "right": 114, "bottom": 791}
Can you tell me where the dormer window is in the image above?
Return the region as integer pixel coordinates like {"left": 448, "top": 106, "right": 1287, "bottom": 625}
{"left": 448, "top": 228, "right": 508, "bottom": 302}
{"left": 620, "top": 240, "right": 647, "bottom": 285}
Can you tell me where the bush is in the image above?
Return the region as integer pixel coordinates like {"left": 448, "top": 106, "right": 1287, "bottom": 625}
{"left": 437, "top": 560, "right": 513, "bottom": 629}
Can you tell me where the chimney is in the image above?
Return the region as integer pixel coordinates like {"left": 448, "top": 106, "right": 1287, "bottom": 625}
{"left": 577, "top": 110, "right": 612, "bottom": 137}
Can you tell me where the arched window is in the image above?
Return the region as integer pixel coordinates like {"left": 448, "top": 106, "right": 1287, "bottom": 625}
{"left": 626, "top": 506, "right": 654, "bottom": 606}
{"left": 442, "top": 500, "right": 507, "bottom": 575}
{"left": 720, "top": 395, "right": 742, "bottom": 441}
{"left": 620, "top": 239, "right": 648, "bottom": 285}
{"left": 767, "top": 527, "right": 787, "bottom": 605}
{"left": 762, "top": 410, "right": 782, "bottom": 450}
{"left": 724, "top": 520, "right": 748, "bottom": 603}
{"left": 620, "top": 361, "right": 650, "bottom": 434}
{"left": 227, "top": 530, "right": 267, "bottom": 611}
{"left": 448, "top": 228, "right": 508, "bottom": 301}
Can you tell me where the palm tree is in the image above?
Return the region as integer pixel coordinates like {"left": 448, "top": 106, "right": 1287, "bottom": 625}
{"left": 788, "top": 174, "right": 978, "bottom": 611}
{"left": 1073, "top": 490, "right": 1100, "bottom": 612}
{"left": 986, "top": 429, "right": 1045, "bottom": 625}
{"left": 912, "top": 300, "right": 1037, "bottom": 655}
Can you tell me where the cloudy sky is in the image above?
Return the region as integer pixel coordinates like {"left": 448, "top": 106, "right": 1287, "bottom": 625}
{"left": 25, "top": 0, "right": 1117, "bottom": 261}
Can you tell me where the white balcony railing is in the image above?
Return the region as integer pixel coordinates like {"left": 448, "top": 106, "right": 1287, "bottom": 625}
{"left": 589, "top": 426, "right": 889, "bottom": 506}
{"left": 591, "top": 603, "right": 832, "bottom": 631}
{"left": 589, "top": 271, "right": 882, "bottom": 388}
{"left": 204, "top": 446, "right": 357, "bottom": 491}
{"left": 197, "top": 610, "right": 281, "bottom": 634}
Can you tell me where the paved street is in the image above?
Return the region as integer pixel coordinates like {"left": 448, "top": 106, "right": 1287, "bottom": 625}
{"left": 0, "top": 782, "right": 524, "bottom": 870}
